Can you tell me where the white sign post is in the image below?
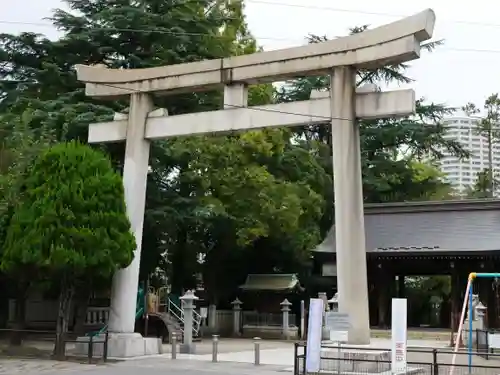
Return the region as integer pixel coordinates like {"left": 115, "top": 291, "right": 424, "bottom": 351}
{"left": 325, "top": 312, "right": 350, "bottom": 342}
{"left": 391, "top": 298, "right": 408, "bottom": 374}
{"left": 306, "top": 298, "right": 324, "bottom": 373}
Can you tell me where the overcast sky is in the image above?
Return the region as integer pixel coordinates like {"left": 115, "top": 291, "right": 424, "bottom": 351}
{"left": 3, "top": 0, "right": 500, "bottom": 110}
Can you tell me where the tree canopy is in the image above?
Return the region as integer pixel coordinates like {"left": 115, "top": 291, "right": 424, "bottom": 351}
{"left": 2, "top": 141, "right": 134, "bottom": 278}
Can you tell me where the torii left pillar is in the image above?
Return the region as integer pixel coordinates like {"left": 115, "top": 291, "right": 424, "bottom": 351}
{"left": 76, "top": 94, "right": 163, "bottom": 358}
{"left": 108, "top": 94, "right": 152, "bottom": 335}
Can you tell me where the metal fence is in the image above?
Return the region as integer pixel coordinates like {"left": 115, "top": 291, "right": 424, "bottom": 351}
{"left": 0, "top": 328, "right": 109, "bottom": 364}
{"left": 294, "top": 342, "right": 500, "bottom": 375}
{"left": 477, "top": 329, "right": 489, "bottom": 359}
{"left": 242, "top": 312, "right": 297, "bottom": 327}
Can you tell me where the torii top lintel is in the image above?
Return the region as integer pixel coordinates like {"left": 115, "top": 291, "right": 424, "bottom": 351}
{"left": 75, "top": 9, "right": 435, "bottom": 99}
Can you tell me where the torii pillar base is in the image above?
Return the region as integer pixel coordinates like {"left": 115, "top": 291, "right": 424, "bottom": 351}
{"left": 74, "top": 333, "right": 163, "bottom": 358}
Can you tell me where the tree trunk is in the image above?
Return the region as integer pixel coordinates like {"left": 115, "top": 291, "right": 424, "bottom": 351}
{"left": 53, "top": 279, "right": 74, "bottom": 360}
{"left": 10, "top": 295, "right": 26, "bottom": 346}
{"left": 73, "top": 292, "right": 91, "bottom": 336}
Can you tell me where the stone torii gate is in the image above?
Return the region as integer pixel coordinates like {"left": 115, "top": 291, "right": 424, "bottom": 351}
{"left": 76, "top": 9, "right": 435, "bottom": 356}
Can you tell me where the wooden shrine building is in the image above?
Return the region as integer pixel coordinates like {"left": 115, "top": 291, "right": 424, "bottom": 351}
{"left": 312, "top": 199, "right": 500, "bottom": 330}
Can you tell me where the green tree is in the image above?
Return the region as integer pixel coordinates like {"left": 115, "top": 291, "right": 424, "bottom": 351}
{"left": 405, "top": 276, "right": 451, "bottom": 327}
{"left": 406, "top": 161, "right": 456, "bottom": 201}
{"left": 465, "top": 168, "right": 499, "bottom": 198}
{"left": 0, "top": 109, "right": 56, "bottom": 344}
{"left": 463, "top": 94, "right": 500, "bottom": 197}
{"left": 1, "top": 141, "right": 135, "bottom": 358}
{"left": 145, "top": 126, "right": 327, "bottom": 301}
{"left": 172, "top": 129, "right": 325, "bottom": 301}
{"left": 276, "top": 33, "right": 466, "bottom": 216}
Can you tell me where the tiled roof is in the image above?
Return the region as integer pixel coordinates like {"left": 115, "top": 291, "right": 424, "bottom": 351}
{"left": 314, "top": 199, "right": 500, "bottom": 253}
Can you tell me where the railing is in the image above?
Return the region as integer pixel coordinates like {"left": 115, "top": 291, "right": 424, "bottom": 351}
{"left": 215, "top": 310, "right": 233, "bottom": 331}
{"left": 242, "top": 312, "right": 283, "bottom": 327}
{"left": 84, "top": 291, "right": 201, "bottom": 338}
{"left": 85, "top": 307, "right": 109, "bottom": 326}
{"left": 192, "top": 308, "right": 202, "bottom": 335}
{"left": 294, "top": 342, "right": 500, "bottom": 375}
{"left": 168, "top": 298, "right": 184, "bottom": 328}
{"left": 0, "top": 328, "right": 109, "bottom": 364}
{"left": 476, "top": 328, "right": 500, "bottom": 360}
{"left": 166, "top": 297, "right": 202, "bottom": 337}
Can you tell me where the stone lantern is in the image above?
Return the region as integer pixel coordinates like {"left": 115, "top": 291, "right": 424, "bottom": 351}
{"left": 180, "top": 290, "right": 198, "bottom": 354}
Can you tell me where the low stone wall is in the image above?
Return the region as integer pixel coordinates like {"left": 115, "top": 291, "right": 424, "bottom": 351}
{"left": 241, "top": 324, "right": 298, "bottom": 340}
{"left": 8, "top": 299, "right": 63, "bottom": 330}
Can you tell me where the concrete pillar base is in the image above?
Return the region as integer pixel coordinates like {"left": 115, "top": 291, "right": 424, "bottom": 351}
{"left": 74, "top": 332, "right": 163, "bottom": 358}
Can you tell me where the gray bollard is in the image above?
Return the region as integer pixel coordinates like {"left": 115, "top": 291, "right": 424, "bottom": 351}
{"left": 254, "top": 337, "right": 261, "bottom": 365}
{"left": 212, "top": 335, "right": 219, "bottom": 362}
{"left": 171, "top": 331, "right": 177, "bottom": 359}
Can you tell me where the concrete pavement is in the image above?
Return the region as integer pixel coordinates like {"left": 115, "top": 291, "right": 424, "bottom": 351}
{"left": 1, "top": 337, "right": 498, "bottom": 375}
{"left": 0, "top": 357, "right": 288, "bottom": 375}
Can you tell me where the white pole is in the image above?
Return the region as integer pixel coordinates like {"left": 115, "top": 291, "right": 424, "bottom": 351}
{"left": 449, "top": 277, "right": 472, "bottom": 375}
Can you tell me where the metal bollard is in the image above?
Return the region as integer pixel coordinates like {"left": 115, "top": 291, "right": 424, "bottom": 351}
{"left": 254, "top": 337, "right": 261, "bottom": 366}
{"left": 171, "top": 332, "right": 177, "bottom": 359}
{"left": 212, "top": 335, "right": 219, "bottom": 362}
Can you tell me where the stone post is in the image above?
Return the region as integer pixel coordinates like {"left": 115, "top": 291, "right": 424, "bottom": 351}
{"left": 180, "top": 290, "right": 198, "bottom": 354}
{"left": 318, "top": 292, "right": 329, "bottom": 340}
{"left": 280, "top": 299, "right": 292, "bottom": 340}
{"left": 231, "top": 298, "right": 242, "bottom": 336}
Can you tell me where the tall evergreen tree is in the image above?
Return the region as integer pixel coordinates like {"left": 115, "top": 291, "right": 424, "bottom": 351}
{"left": 2, "top": 142, "right": 135, "bottom": 357}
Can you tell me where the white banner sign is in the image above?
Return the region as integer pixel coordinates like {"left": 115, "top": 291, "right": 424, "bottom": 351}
{"left": 306, "top": 298, "right": 324, "bottom": 373}
{"left": 391, "top": 298, "right": 407, "bottom": 373}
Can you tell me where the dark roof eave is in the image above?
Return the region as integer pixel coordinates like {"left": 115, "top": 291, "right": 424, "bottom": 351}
{"left": 313, "top": 249, "right": 500, "bottom": 256}
{"left": 368, "top": 249, "right": 500, "bottom": 257}
{"left": 362, "top": 198, "right": 500, "bottom": 215}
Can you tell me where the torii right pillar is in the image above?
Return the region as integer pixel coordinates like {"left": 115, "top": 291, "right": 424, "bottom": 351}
{"left": 330, "top": 66, "right": 371, "bottom": 344}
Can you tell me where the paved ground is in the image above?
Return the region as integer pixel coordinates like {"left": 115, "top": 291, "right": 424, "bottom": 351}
{"left": 1, "top": 338, "right": 500, "bottom": 375}
{"left": 0, "top": 357, "right": 288, "bottom": 375}
{"left": 0, "top": 358, "right": 100, "bottom": 375}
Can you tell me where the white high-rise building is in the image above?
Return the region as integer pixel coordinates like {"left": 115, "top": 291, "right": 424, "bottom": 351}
{"left": 437, "top": 116, "right": 500, "bottom": 194}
